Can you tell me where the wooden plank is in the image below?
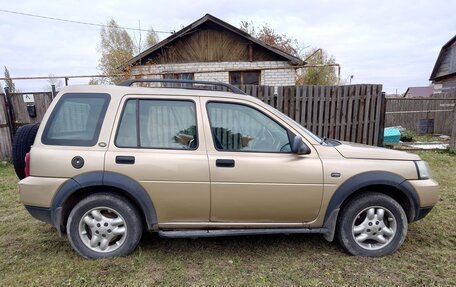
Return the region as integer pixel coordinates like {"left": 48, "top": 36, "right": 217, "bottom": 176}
{"left": 329, "top": 86, "right": 337, "bottom": 138}
{"left": 295, "top": 86, "right": 301, "bottom": 123}
{"left": 277, "top": 86, "right": 283, "bottom": 111}
{"left": 317, "top": 86, "right": 325, "bottom": 136}
{"left": 340, "top": 85, "right": 349, "bottom": 141}
{"left": 368, "top": 85, "right": 377, "bottom": 145}
{"left": 346, "top": 85, "right": 355, "bottom": 140}
{"left": 350, "top": 85, "right": 361, "bottom": 142}
{"left": 0, "top": 94, "right": 12, "bottom": 160}
{"left": 263, "top": 85, "right": 270, "bottom": 105}
{"left": 451, "top": 106, "right": 456, "bottom": 148}
{"left": 377, "top": 88, "right": 386, "bottom": 146}
{"left": 306, "top": 86, "right": 313, "bottom": 130}
{"left": 301, "top": 86, "right": 307, "bottom": 127}
{"left": 323, "top": 86, "right": 331, "bottom": 138}
{"left": 356, "top": 85, "right": 366, "bottom": 143}
{"left": 362, "top": 85, "right": 372, "bottom": 144}
{"left": 251, "top": 85, "right": 258, "bottom": 101}
{"left": 283, "top": 86, "right": 289, "bottom": 116}
{"left": 335, "top": 86, "right": 342, "bottom": 139}
{"left": 312, "top": 86, "right": 319, "bottom": 134}
{"left": 290, "top": 86, "right": 296, "bottom": 120}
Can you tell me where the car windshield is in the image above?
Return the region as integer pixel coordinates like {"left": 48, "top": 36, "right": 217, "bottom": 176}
{"left": 276, "top": 111, "right": 322, "bottom": 143}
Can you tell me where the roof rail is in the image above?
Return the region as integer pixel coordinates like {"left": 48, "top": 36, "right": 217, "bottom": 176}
{"left": 118, "top": 79, "right": 246, "bottom": 95}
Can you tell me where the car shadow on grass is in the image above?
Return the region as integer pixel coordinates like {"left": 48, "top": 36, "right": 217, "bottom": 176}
{"left": 137, "top": 231, "right": 345, "bottom": 258}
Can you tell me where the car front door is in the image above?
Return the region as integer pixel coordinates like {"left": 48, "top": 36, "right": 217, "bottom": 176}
{"left": 202, "top": 98, "right": 324, "bottom": 224}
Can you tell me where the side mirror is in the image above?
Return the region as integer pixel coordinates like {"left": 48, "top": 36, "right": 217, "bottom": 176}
{"left": 292, "top": 136, "right": 311, "bottom": 155}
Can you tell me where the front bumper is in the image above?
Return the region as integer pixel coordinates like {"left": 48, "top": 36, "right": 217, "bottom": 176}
{"left": 407, "top": 178, "right": 439, "bottom": 207}
{"left": 407, "top": 178, "right": 439, "bottom": 221}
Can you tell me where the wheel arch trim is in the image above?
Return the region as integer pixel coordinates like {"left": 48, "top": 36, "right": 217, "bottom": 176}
{"left": 51, "top": 171, "right": 157, "bottom": 231}
{"left": 323, "top": 171, "right": 420, "bottom": 226}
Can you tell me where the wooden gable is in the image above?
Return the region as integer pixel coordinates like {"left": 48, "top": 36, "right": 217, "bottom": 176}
{"left": 430, "top": 35, "right": 456, "bottom": 81}
{"left": 140, "top": 23, "right": 286, "bottom": 65}
{"left": 124, "top": 14, "right": 304, "bottom": 68}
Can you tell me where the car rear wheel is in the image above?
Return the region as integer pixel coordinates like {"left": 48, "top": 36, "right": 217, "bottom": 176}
{"left": 336, "top": 192, "right": 408, "bottom": 256}
{"left": 67, "top": 192, "right": 142, "bottom": 259}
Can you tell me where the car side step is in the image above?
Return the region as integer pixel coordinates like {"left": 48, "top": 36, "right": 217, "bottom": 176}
{"left": 158, "top": 228, "right": 327, "bottom": 239}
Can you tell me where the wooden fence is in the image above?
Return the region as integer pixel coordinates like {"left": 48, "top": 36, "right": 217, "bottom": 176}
{"left": 237, "top": 84, "right": 385, "bottom": 146}
{"left": 0, "top": 95, "right": 12, "bottom": 160}
{"left": 385, "top": 92, "right": 456, "bottom": 135}
{"left": 0, "top": 84, "right": 385, "bottom": 160}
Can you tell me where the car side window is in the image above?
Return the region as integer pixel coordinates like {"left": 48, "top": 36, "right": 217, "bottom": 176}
{"left": 42, "top": 93, "right": 110, "bottom": 146}
{"left": 115, "top": 99, "right": 198, "bottom": 150}
{"left": 207, "top": 102, "right": 291, "bottom": 152}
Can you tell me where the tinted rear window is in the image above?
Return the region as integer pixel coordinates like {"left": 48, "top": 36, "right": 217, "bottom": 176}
{"left": 42, "top": 93, "right": 110, "bottom": 146}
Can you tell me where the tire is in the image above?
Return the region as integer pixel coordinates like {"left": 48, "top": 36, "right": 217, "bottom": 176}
{"left": 67, "top": 192, "right": 143, "bottom": 259}
{"left": 12, "top": 123, "right": 40, "bottom": 179}
{"left": 336, "top": 192, "right": 408, "bottom": 256}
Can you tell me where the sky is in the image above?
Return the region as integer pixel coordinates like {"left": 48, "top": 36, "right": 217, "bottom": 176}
{"left": 0, "top": 0, "right": 455, "bottom": 94}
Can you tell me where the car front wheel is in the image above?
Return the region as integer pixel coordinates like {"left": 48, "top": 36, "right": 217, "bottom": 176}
{"left": 336, "top": 192, "right": 408, "bottom": 256}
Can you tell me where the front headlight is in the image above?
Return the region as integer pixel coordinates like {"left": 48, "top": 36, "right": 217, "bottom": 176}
{"left": 415, "top": 161, "right": 430, "bottom": 179}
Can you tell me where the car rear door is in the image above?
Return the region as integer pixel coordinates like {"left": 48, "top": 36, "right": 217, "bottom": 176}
{"left": 104, "top": 95, "right": 210, "bottom": 223}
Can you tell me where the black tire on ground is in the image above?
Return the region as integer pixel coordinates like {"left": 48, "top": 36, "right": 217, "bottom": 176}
{"left": 336, "top": 192, "right": 408, "bottom": 257}
{"left": 12, "top": 123, "right": 40, "bottom": 179}
{"left": 67, "top": 192, "right": 143, "bottom": 259}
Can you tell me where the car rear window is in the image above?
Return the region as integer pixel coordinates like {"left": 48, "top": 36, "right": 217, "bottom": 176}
{"left": 41, "top": 93, "right": 110, "bottom": 146}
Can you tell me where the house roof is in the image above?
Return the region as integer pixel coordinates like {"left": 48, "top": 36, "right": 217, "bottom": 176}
{"left": 429, "top": 34, "right": 456, "bottom": 81}
{"left": 403, "top": 86, "right": 434, "bottom": 98}
{"left": 122, "top": 14, "right": 304, "bottom": 68}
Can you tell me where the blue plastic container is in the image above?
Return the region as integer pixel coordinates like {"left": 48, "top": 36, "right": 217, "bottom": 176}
{"left": 383, "top": 127, "right": 401, "bottom": 144}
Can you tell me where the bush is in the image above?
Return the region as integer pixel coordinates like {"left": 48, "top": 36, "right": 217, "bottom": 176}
{"left": 400, "top": 130, "right": 416, "bottom": 142}
{"left": 446, "top": 147, "right": 456, "bottom": 155}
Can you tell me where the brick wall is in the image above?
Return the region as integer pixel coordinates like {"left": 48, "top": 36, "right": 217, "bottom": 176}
{"left": 131, "top": 61, "right": 297, "bottom": 86}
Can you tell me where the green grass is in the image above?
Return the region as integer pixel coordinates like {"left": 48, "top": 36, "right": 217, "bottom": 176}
{"left": 0, "top": 151, "right": 455, "bottom": 286}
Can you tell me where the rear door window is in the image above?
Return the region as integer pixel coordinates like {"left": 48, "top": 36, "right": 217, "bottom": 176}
{"left": 41, "top": 93, "right": 110, "bottom": 146}
{"left": 115, "top": 99, "right": 198, "bottom": 150}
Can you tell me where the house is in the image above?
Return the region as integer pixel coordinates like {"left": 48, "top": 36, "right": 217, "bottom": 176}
{"left": 122, "top": 14, "right": 304, "bottom": 86}
{"left": 403, "top": 86, "right": 434, "bottom": 98}
{"left": 430, "top": 34, "right": 456, "bottom": 93}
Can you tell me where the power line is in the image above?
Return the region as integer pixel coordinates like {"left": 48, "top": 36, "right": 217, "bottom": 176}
{"left": 0, "top": 8, "right": 173, "bottom": 34}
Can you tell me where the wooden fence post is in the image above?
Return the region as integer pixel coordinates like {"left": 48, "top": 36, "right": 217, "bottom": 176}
{"left": 51, "top": 84, "right": 56, "bottom": 100}
{"left": 451, "top": 106, "right": 456, "bottom": 149}
{"left": 3, "top": 87, "right": 16, "bottom": 144}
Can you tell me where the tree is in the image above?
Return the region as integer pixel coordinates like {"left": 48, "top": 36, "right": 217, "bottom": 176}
{"left": 44, "top": 73, "right": 63, "bottom": 91}
{"left": 297, "top": 48, "right": 338, "bottom": 85}
{"left": 240, "top": 21, "right": 301, "bottom": 56}
{"left": 3, "top": 66, "right": 16, "bottom": 93}
{"left": 240, "top": 21, "right": 338, "bottom": 86}
{"left": 88, "top": 78, "right": 100, "bottom": 85}
{"left": 98, "top": 19, "right": 135, "bottom": 84}
{"left": 144, "top": 27, "right": 159, "bottom": 50}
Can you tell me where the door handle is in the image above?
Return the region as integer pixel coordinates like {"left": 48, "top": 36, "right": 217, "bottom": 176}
{"left": 216, "top": 159, "right": 235, "bottom": 168}
{"left": 116, "top": 156, "right": 135, "bottom": 164}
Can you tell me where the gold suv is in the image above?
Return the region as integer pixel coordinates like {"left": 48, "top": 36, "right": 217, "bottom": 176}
{"left": 14, "top": 80, "right": 439, "bottom": 259}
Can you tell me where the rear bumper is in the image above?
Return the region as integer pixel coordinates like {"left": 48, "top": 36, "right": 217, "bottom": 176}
{"left": 24, "top": 205, "right": 53, "bottom": 224}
